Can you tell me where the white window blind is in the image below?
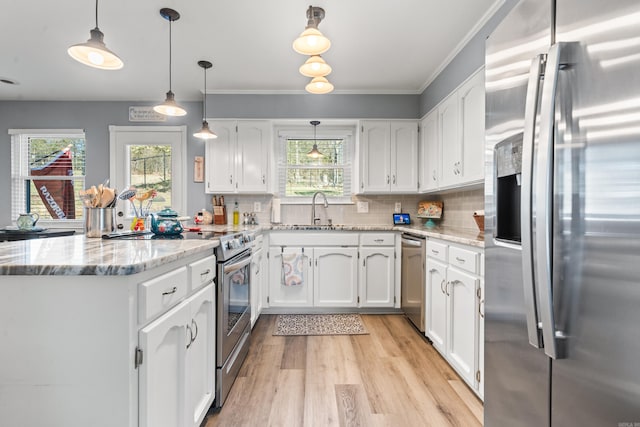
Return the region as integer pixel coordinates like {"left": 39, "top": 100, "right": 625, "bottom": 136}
{"left": 275, "top": 125, "right": 355, "bottom": 203}
{"left": 9, "top": 129, "right": 86, "bottom": 227}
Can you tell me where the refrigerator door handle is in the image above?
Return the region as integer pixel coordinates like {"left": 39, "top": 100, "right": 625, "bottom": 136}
{"left": 535, "top": 42, "right": 577, "bottom": 360}
{"left": 521, "top": 53, "right": 546, "bottom": 349}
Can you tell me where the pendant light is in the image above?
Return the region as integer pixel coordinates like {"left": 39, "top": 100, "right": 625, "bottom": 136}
{"left": 299, "top": 55, "right": 332, "bottom": 78}
{"left": 293, "top": 6, "right": 331, "bottom": 56}
{"left": 306, "top": 76, "right": 334, "bottom": 94}
{"left": 194, "top": 60, "right": 217, "bottom": 140}
{"left": 307, "top": 120, "right": 324, "bottom": 158}
{"left": 67, "top": 0, "right": 123, "bottom": 70}
{"left": 154, "top": 8, "right": 186, "bottom": 117}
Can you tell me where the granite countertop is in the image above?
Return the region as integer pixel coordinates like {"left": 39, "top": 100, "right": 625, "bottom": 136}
{"left": 199, "top": 223, "right": 483, "bottom": 247}
{"left": 0, "top": 223, "right": 482, "bottom": 276}
{"left": 394, "top": 225, "right": 484, "bottom": 248}
{"left": 0, "top": 234, "right": 219, "bottom": 276}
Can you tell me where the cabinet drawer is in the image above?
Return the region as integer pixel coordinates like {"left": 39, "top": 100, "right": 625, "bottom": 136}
{"left": 426, "top": 241, "right": 448, "bottom": 261}
{"left": 360, "top": 233, "right": 395, "bottom": 246}
{"left": 138, "top": 266, "right": 188, "bottom": 323}
{"left": 189, "top": 255, "right": 216, "bottom": 292}
{"left": 449, "top": 246, "right": 479, "bottom": 274}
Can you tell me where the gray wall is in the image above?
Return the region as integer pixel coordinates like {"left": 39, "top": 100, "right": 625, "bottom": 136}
{"left": 419, "top": 0, "right": 519, "bottom": 116}
{"left": 0, "top": 95, "right": 418, "bottom": 224}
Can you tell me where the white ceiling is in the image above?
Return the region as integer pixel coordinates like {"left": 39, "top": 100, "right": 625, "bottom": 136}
{"left": 0, "top": 0, "right": 501, "bottom": 101}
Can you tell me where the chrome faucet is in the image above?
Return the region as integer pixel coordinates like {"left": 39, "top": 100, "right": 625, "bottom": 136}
{"left": 311, "top": 191, "right": 329, "bottom": 225}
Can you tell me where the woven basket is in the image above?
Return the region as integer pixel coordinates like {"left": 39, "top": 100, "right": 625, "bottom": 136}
{"left": 473, "top": 214, "right": 485, "bottom": 232}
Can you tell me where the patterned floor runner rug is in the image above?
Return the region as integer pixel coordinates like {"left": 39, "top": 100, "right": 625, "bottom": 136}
{"left": 273, "top": 314, "right": 369, "bottom": 336}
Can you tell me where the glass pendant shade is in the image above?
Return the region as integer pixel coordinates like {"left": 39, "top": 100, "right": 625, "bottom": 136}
{"left": 293, "top": 27, "right": 331, "bottom": 55}
{"left": 154, "top": 90, "right": 187, "bottom": 116}
{"left": 194, "top": 120, "right": 217, "bottom": 139}
{"left": 299, "top": 55, "right": 332, "bottom": 77}
{"left": 305, "top": 76, "right": 334, "bottom": 94}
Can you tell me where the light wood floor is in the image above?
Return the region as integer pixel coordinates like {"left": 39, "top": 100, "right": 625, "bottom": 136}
{"left": 204, "top": 314, "right": 483, "bottom": 427}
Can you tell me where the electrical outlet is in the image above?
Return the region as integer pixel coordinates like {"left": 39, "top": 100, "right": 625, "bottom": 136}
{"left": 395, "top": 202, "right": 402, "bottom": 213}
{"left": 253, "top": 202, "right": 262, "bottom": 213}
{"left": 357, "top": 201, "right": 369, "bottom": 213}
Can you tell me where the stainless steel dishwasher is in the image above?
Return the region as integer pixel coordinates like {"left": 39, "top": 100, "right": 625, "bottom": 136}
{"left": 401, "top": 233, "right": 426, "bottom": 332}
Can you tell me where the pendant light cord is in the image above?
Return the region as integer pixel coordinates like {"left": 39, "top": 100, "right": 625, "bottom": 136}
{"left": 202, "top": 65, "right": 207, "bottom": 119}
{"left": 95, "top": 0, "right": 99, "bottom": 28}
{"left": 168, "top": 18, "right": 173, "bottom": 91}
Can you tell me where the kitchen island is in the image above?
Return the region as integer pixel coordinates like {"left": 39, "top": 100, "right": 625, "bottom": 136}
{"left": 0, "top": 234, "right": 219, "bottom": 427}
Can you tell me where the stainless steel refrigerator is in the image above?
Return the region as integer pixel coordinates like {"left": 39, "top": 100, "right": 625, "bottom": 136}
{"left": 484, "top": 0, "right": 640, "bottom": 425}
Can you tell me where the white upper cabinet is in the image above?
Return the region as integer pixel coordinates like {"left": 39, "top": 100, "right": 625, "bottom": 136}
{"left": 205, "top": 120, "right": 270, "bottom": 194}
{"left": 458, "top": 69, "right": 485, "bottom": 184}
{"left": 439, "top": 94, "right": 461, "bottom": 188}
{"left": 359, "top": 120, "right": 418, "bottom": 194}
{"left": 419, "top": 109, "right": 440, "bottom": 192}
{"left": 421, "top": 68, "right": 485, "bottom": 192}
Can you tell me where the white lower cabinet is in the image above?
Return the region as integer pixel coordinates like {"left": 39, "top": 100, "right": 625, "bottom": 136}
{"left": 268, "top": 246, "right": 313, "bottom": 307}
{"left": 138, "top": 284, "right": 215, "bottom": 427}
{"left": 267, "top": 245, "right": 358, "bottom": 308}
{"left": 138, "top": 297, "right": 189, "bottom": 427}
{"left": 358, "top": 233, "right": 397, "bottom": 308}
{"left": 0, "top": 250, "right": 216, "bottom": 427}
{"left": 425, "top": 239, "right": 483, "bottom": 398}
{"left": 313, "top": 248, "right": 359, "bottom": 307}
{"left": 265, "top": 232, "right": 396, "bottom": 309}
{"left": 426, "top": 258, "right": 448, "bottom": 353}
{"left": 446, "top": 267, "right": 478, "bottom": 387}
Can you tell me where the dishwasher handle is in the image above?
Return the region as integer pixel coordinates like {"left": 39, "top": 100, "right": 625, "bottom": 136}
{"left": 401, "top": 236, "right": 424, "bottom": 247}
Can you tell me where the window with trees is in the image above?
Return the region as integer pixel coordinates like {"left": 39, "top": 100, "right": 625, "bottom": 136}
{"left": 10, "top": 129, "right": 86, "bottom": 227}
{"left": 276, "top": 125, "right": 354, "bottom": 202}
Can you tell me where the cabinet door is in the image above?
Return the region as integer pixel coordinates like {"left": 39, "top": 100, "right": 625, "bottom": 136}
{"left": 426, "top": 258, "right": 448, "bottom": 354}
{"left": 185, "top": 285, "right": 215, "bottom": 427}
{"left": 390, "top": 121, "right": 419, "bottom": 193}
{"left": 420, "top": 110, "right": 440, "bottom": 192}
{"left": 139, "top": 300, "right": 190, "bottom": 427}
{"left": 359, "top": 247, "right": 395, "bottom": 307}
{"left": 313, "top": 247, "right": 358, "bottom": 307}
{"left": 447, "top": 267, "right": 478, "bottom": 385}
{"left": 439, "top": 94, "right": 461, "bottom": 188}
{"left": 250, "top": 248, "right": 263, "bottom": 327}
{"left": 205, "top": 121, "right": 236, "bottom": 193}
{"left": 360, "top": 121, "right": 391, "bottom": 193}
{"left": 458, "top": 69, "right": 485, "bottom": 184}
{"left": 236, "top": 121, "right": 269, "bottom": 192}
{"left": 268, "top": 247, "right": 313, "bottom": 307}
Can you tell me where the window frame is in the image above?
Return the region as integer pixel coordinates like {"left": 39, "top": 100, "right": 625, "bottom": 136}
{"left": 9, "top": 128, "right": 86, "bottom": 229}
{"left": 108, "top": 125, "right": 187, "bottom": 222}
{"left": 275, "top": 122, "right": 356, "bottom": 204}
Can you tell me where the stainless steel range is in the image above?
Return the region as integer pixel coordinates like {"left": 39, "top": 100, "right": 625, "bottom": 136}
{"left": 214, "top": 231, "right": 253, "bottom": 407}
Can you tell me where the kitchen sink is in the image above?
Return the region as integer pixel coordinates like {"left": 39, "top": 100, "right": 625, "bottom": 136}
{"left": 274, "top": 224, "right": 345, "bottom": 230}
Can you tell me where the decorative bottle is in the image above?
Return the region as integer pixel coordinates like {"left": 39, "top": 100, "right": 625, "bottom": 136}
{"left": 233, "top": 201, "right": 240, "bottom": 225}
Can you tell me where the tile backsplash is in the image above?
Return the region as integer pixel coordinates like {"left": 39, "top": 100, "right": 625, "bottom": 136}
{"left": 204, "top": 188, "right": 484, "bottom": 231}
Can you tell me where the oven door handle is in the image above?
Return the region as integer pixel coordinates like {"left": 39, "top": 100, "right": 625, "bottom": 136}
{"left": 223, "top": 256, "right": 251, "bottom": 274}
